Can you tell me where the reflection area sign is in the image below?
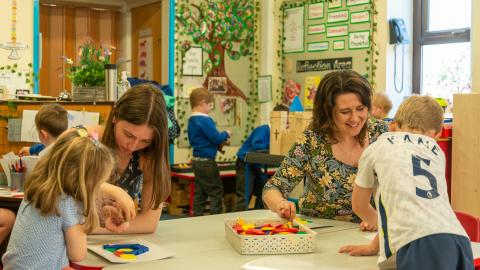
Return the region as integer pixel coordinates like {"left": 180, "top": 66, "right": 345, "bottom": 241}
{"left": 297, "top": 57, "right": 353, "bottom": 73}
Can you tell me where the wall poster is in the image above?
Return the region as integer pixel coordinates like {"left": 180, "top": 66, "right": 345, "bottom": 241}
{"left": 283, "top": 6, "right": 305, "bottom": 53}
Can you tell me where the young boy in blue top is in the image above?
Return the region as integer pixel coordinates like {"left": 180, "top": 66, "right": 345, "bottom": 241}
{"left": 234, "top": 104, "right": 289, "bottom": 211}
{"left": 339, "top": 96, "right": 473, "bottom": 270}
{"left": 18, "top": 103, "right": 68, "bottom": 157}
{"left": 187, "top": 87, "right": 231, "bottom": 216}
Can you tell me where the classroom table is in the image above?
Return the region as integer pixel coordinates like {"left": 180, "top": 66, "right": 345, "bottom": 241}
{"left": 77, "top": 210, "right": 381, "bottom": 270}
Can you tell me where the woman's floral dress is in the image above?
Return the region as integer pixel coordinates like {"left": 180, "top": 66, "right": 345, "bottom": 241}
{"left": 263, "top": 117, "right": 388, "bottom": 222}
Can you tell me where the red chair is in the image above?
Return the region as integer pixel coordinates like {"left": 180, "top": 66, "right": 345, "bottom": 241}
{"left": 69, "top": 262, "right": 103, "bottom": 270}
{"left": 455, "top": 211, "right": 480, "bottom": 242}
{"left": 474, "top": 258, "right": 480, "bottom": 270}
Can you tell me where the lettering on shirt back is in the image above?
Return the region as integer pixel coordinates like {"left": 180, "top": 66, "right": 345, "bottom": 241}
{"left": 386, "top": 134, "right": 439, "bottom": 156}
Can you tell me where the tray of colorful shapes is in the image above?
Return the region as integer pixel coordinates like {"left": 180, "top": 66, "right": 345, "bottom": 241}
{"left": 224, "top": 218, "right": 317, "bottom": 255}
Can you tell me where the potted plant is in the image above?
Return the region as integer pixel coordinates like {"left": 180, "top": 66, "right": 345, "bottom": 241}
{"left": 64, "top": 39, "right": 115, "bottom": 101}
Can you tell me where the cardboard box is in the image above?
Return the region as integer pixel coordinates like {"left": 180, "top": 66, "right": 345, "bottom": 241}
{"left": 281, "top": 130, "right": 301, "bottom": 156}
{"left": 170, "top": 190, "right": 189, "bottom": 206}
{"left": 167, "top": 203, "right": 185, "bottom": 215}
{"left": 270, "top": 111, "right": 288, "bottom": 155}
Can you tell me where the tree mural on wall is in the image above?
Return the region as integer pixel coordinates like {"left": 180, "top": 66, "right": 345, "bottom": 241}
{"left": 177, "top": 0, "right": 255, "bottom": 101}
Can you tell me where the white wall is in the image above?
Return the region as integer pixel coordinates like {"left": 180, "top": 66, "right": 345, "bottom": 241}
{"left": 471, "top": 0, "right": 480, "bottom": 92}
{"left": 0, "top": 1, "right": 33, "bottom": 70}
{"left": 382, "top": 0, "right": 414, "bottom": 117}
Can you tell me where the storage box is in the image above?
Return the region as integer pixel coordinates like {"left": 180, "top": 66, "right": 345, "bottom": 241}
{"left": 170, "top": 190, "right": 189, "bottom": 206}
{"left": 224, "top": 218, "right": 317, "bottom": 255}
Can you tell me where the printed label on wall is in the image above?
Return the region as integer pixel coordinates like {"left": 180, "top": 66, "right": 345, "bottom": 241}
{"left": 308, "top": 2, "right": 324, "bottom": 19}
{"left": 347, "top": 0, "right": 370, "bottom": 6}
{"left": 297, "top": 57, "right": 353, "bottom": 73}
{"left": 350, "top": 11, "right": 370, "bottom": 24}
{"left": 333, "top": 40, "right": 345, "bottom": 50}
{"left": 326, "top": 25, "right": 348, "bottom": 37}
{"left": 349, "top": 30, "right": 370, "bottom": 49}
{"left": 327, "top": 10, "right": 349, "bottom": 23}
{"left": 308, "top": 24, "right": 326, "bottom": 35}
{"left": 307, "top": 42, "right": 329, "bottom": 52}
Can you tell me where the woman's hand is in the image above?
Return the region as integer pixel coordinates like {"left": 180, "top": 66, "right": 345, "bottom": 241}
{"left": 360, "top": 220, "right": 377, "bottom": 231}
{"left": 275, "top": 199, "right": 296, "bottom": 220}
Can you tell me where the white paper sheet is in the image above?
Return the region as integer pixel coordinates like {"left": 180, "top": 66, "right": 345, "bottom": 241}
{"left": 88, "top": 239, "right": 175, "bottom": 264}
{"left": 20, "top": 110, "right": 100, "bottom": 143}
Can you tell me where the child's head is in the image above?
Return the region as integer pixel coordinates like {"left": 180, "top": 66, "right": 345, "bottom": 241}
{"left": 393, "top": 95, "right": 444, "bottom": 137}
{"left": 371, "top": 92, "right": 392, "bottom": 119}
{"left": 35, "top": 104, "right": 68, "bottom": 146}
{"left": 24, "top": 127, "right": 114, "bottom": 233}
{"left": 189, "top": 87, "right": 214, "bottom": 114}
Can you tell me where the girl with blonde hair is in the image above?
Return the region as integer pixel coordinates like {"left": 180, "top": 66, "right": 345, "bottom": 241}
{"left": 2, "top": 127, "right": 115, "bottom": 270}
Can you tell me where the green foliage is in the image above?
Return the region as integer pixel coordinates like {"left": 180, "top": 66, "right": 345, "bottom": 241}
{"left": 0, "top": 62, "right": 36, "bottom": 88}
{"left": 65, "top": 40, "right": 114, "bottom": 87}
{"left": 177, "top": 0, "right": 255, "bottom": 73}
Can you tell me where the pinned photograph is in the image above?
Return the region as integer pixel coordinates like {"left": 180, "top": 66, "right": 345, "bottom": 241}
{"left": 208, "top": 77, "right": 227, "bottom": 94}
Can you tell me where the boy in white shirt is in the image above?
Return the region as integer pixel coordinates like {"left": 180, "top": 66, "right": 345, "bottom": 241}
{"left": 340, "top": 96, "right": 473, "bottom": 270}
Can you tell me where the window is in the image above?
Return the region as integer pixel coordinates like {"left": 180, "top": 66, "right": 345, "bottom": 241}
{"left": 413, "top": 0, "right": 471, "bottom": 102}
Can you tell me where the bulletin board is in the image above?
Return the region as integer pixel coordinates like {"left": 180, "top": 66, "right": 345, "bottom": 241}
{"left": 280, "top": 0, "right": 377, "bottom": 109}
{"left": 174, "top": 0, "right": 260, "bottom": 157}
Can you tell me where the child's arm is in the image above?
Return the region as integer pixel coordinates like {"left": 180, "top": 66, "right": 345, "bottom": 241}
{"left": 202, "top": 118, "right": 230, "bottom": 145}
{"left": 352, "top": 183, "right": 377, "bottom": 227}
{"left": 18, "top": 147, "right": 31, "bottom": 157}
{"left": 339, "top": 233, "right": 379, "bottom": 256}
{"left": 65, "top": 224, "right": 87, "bottom": 262}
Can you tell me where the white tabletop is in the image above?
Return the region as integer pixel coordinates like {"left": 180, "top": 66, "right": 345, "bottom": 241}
{"left": 79, "top": 210, "right": 379, "bottom": 270}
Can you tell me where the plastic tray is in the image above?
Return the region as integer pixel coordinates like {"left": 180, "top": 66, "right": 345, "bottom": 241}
{"left": 225, "top": 218, "right": 317, "bottom": 255}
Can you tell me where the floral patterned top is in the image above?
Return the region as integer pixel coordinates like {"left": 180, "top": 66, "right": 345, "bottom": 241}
{"left": 263, "top": 117, "right": 388, "bottom": 223}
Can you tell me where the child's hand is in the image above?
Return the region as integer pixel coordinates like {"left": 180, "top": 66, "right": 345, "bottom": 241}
{"left": 339, "top": 234, "right": 379, "bottom": 256}
{"left": 102, "top": 205, "right": 130, "bottom": 233}
{"left": 275, "top": 199, "right": 296, "bottom": 220}
{"left": 226, "top": 130, "right": 232, "bottom": 137}
{"left": 360, "top": 220, "right": 377, "bottom": 231}
{"left": 104, "top": 185, "right": 137, "bottom": 222}
{"left": 18, "top": 147, "right": 30, "bottom": 157}
{"left": 338, "top": 243, "right": 379, "bottom": 256}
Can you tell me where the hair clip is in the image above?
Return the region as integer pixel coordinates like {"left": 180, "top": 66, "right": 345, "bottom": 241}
{"left": 75, "top": 125, "right": 99, "bottom": 147}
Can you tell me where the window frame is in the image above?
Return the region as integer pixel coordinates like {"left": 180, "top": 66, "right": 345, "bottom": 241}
{"left": 412, "top": 0, "right": 470, "bottom": 94}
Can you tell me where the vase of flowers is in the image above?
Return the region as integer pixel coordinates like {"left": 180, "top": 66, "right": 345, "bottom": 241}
{"left": 64, "top": 39, "right": 115, "bottom": 102}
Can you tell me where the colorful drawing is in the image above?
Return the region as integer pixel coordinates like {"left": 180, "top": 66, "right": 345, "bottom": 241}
{"left": 138, "top": 36, "right": 153, "bottom": 79}
{"left": 304, "top": 76, "right": 321, "bottom": 109}
{"left": 283, "top": 79, "right": 301, "bottom": 106}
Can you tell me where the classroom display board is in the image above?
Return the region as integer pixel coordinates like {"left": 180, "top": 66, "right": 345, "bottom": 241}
{"left": 281, "top": 0, "right": 376, "bottom": 109}
{"left": 175, "top": 0, "right": 260, "bottom": 157}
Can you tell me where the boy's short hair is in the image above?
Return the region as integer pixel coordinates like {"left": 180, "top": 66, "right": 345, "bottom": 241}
{"left": 372, "top": 93, "right": 392, "bottom": 115}
{"left": 189, "top": 87, "right": 213, "bottom": 108}
{"left": 35, "top": 104, "right": 68, "bottom": 137}
{"left": 394, "top": 96, "right": 444, "bottom": 133}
